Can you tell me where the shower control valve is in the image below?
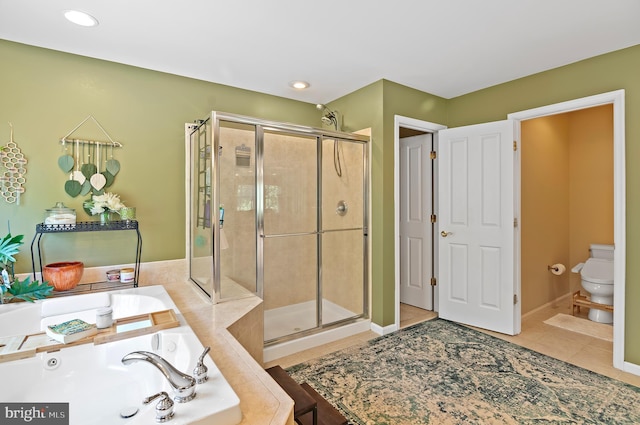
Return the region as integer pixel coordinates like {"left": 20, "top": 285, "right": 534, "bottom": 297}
{"left": 336, "top": 200, "right": 348, "bottom": 216}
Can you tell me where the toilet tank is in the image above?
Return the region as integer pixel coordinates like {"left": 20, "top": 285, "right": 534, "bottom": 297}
{"left": 590, "top": 244, "right": 614, "bottom": 260}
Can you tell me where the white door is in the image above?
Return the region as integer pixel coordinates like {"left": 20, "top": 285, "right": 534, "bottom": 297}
{"left": 438, "top": 120, "right": 519, "bottom": 335}
{"left": 400, "top": 134, "right": 433, "bottom": 310}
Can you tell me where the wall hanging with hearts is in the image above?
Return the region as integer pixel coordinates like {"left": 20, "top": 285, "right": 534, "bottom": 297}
{"left": 59, "top": 115, "right": 123, "bottom": 198}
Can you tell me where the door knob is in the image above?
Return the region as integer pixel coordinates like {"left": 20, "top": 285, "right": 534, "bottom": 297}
{"left": 441, "top": 231, "right": 452, "bottom": 237}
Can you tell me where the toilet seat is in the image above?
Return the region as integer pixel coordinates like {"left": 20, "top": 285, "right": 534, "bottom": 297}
{"left": 581, "top": 258, "right": 614, "bottom": 284}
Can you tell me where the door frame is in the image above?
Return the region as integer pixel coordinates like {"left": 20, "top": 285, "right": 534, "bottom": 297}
{"left": 508, "top": 89, "right": 627, "bottom": 372}
{"left": 394, "top": 116, "right": 447, "bottom": 331}
{"left": 394, "top": 89, "right": 629, "bottom": 374}
{"left": 399, "top": 132, "right": 435, "bottom": 310}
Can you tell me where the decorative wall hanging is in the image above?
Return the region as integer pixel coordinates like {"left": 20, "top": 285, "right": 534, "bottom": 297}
{"left": 59, "top": 115, "right": 123, "bottom": 197}
{"left": 1, "top": 123, "right": 27, "bottom": 205}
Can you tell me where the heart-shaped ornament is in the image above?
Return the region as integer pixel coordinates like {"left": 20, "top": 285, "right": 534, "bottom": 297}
{"left": 58, "top": 155, "right": 74, "bottom": 173}
{"left": 64, "top": 180, "right": 82, "bottom": 197}
{"left": 106, "top": 159, "right": 120, "bottom": 176}
{"left": 90, "top": 173, "right": 106, "bottom": 191}
{"left": 81, "top": 163, "right": 97, "bottom": 179}
{"left": 80, "top": 180, "right": 92, "bottom": 196}
{"left": 71, "top": 170, "right": 86, "bottom": 185}
{"left": 102, "top": 171, "right": 114, "bottom": 188}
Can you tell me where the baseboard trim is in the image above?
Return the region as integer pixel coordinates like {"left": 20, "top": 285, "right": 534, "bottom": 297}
{"left": 623, "top": 361, "right": 640, "bottom": 377}
{"left": 522, "top": 292, "right": 572, "bottom": 319}
{"left": 370, "top": 322, "right": 398, "bottom": 335}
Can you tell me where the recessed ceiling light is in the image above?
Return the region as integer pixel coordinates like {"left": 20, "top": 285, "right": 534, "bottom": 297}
{"left": 290, "top": 81, "right": 310, "bottom": 90}
{"left": 64, "top": 10, "right": 99, "bottom": 27}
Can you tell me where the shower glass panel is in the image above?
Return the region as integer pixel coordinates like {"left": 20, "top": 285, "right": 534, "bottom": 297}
{"left": 321, "top": 138, "right": 366, "bottom": 326}
{"left": 321, "top": 229, "right": 365, "bottom": 323}
{"left": 188, "top": 119, "right": 213, "bottom": 297}
{"left": 218, "top": 121, "right": 257, "bottom": 299}
{"left": 262, "top": 131, "right": 318, "bottom": 342}
{"left": 263, "top": 234, "right": 317, "bottom": 340}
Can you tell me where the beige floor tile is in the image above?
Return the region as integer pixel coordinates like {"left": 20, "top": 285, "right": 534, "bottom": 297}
{"left": 612, "top": 369, "right": 640, "bottom": 387}
{"left": 568, "top": 344, "right": 617, "bottom": 377}
{"left": 400, "top": 303, "right": 437, "bottom": 328}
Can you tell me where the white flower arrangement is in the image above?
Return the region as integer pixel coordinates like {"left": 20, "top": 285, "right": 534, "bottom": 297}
{"left": 83, "top": 192, "right": 126, "bottom": 216}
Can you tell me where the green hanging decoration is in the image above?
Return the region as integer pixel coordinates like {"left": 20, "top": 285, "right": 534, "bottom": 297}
{"left": 57, "top": 155, "right": 74, "bottom": 173}
{"left": 58, "top": 115, "right": 123, "bottom": 198}
{"left": 106, "top": 144, "right": 120, "bottom": 176}
{"left": 57, "top": 139, "right": 74, "bottom": 173}
{"left": 80, "top": 180, "right": 92, "bottom": 196}
{"left": 102, "top": 170, "right": 115, "bottom": 188}
{"left": 64, "top": 179, "right": 82, "bottom": 197}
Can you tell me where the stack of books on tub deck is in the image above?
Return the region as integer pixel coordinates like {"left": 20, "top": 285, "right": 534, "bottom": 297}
{"left": 45, "top": 319, "right": 98, "bottom": 344}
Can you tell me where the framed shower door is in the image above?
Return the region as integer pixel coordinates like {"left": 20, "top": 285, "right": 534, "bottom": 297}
{"left": 262, "top": 130, "right": 319, "bottom": 341}
{"left": 262, "top": 132, "right": 367, "bottom": 343}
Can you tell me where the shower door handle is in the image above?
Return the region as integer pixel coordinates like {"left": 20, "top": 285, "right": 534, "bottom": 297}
{"left": 261, "top": 231, "right": 319, "bottom": 239}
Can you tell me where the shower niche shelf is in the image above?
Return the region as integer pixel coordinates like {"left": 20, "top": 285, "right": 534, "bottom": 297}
{"left": 30, "top": 220, "right": 142, "bottom": 297}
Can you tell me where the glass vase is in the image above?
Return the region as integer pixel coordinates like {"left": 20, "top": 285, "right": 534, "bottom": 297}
{"left": 100, "top": 211, "right": 110, "bottom": 224}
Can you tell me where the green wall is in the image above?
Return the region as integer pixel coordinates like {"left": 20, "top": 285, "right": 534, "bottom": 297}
{"left": 0, "top": 40, "right": 319, "bottom": 271}
{"left": 329, "top": 80, "right": 448, "bottom": 326}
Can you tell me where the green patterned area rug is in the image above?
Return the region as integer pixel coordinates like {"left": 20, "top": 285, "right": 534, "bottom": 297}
{"left": 286, "top": 319, "right": 640, "bottom": 424}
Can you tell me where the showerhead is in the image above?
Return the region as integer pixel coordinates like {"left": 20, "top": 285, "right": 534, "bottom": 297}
{"left": 316, "top": 104, "right": 339, "bottom": 130}
{"left": 321, "top": 116, "right": 334, "bottom": 126}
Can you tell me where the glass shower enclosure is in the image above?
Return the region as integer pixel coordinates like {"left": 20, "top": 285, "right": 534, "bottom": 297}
{"left": 187, "top": 112, "right": 369, "bottom": 345}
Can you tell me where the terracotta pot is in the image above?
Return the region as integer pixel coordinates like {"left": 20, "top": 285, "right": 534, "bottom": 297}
{"left": 43, "top": 261, "right": 84, "bottom": 291}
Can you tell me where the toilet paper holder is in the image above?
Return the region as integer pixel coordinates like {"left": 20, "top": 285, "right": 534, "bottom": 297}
{"left": 547, "top": 263, "right": 566, "bottom": 275}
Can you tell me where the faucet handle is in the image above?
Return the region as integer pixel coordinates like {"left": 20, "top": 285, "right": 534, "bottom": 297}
{"left": 193, "top": 346, "right": 211, "bottom": 384}
{"left": 144, "top": 391, "right": 174, "bottom": 423}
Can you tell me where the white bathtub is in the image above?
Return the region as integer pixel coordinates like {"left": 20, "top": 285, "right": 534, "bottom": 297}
{"left": 0, "top": 286, "right": 242, "bottom": 425}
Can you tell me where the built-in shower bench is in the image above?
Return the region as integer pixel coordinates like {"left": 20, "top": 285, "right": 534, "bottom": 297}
{"left": 266, "top": 365, "right": 347, "bottom": 425}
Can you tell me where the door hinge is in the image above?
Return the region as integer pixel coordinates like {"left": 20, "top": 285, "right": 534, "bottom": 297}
{"left": 430, "top": 151, "right": 437, "bottom": 160}
{"left": 430, "top": 277, "right": 437, "bottom": 287}
{"left": 513, "top": 141, "right": 518, "bottom": 151}
{"left": 514, "top": 294, "right": 518, "bottom": 305}
{"left": 430, "top": 214, "right": 437, "bottom": 223}
{"left": 514, "top": 217, "right": 518, "bottom": 227}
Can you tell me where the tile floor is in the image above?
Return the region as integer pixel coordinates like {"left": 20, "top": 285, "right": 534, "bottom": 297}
{"left": 265, "top": 296, "right": 640, "bottom": 388}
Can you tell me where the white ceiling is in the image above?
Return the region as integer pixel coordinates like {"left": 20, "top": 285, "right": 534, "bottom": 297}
{"left": 2, "top": 1, "right": 640, "bottom": 104}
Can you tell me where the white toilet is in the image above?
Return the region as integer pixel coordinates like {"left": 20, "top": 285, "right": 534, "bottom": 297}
{"left": 573, "top": 244, "right": 614, "bottom": 324}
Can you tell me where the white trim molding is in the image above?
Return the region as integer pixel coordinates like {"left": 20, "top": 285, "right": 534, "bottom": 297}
{"left": 393, "top": 115, "right": 447, "bottom": 331}
{"left": 509, "top": 89, "right": 628, "bottom": 373}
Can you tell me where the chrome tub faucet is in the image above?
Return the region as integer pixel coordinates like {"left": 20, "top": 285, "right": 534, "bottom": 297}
{"left": 122, "top": 351, "right": 197, "bottom": 403}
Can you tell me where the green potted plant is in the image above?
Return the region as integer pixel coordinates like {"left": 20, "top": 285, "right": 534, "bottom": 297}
{"left": 0, "top": 232, "right": 53, "bottom": 303}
